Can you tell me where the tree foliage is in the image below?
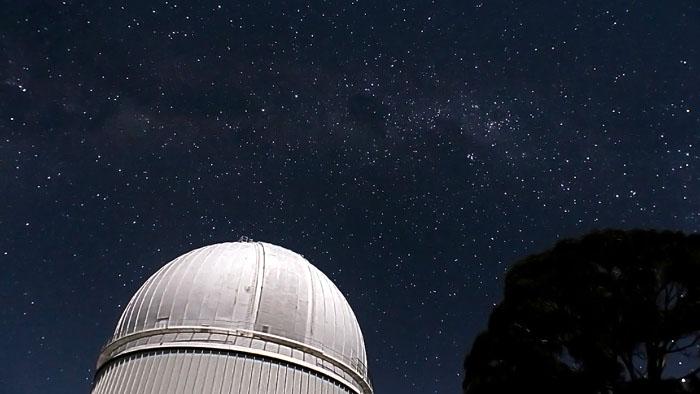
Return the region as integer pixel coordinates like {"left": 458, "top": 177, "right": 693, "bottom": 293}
{"left": 463, "top": 229, "right": 700, "bottom": 394}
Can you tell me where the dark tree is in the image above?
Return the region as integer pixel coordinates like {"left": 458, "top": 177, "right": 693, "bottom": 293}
{"left": 463, "top": 229, "right": 700, "bottom": 394}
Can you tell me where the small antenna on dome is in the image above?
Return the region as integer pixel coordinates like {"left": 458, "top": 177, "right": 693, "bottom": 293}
{"left": 238, "top": 235, "right": 253, "bottom": 242}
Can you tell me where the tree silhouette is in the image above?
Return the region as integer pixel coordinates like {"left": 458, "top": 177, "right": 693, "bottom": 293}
{"left": 463, "top": 229, "right": 700, "bottom": 394}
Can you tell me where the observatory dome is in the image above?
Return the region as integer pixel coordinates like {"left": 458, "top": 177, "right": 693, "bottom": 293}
{"left": 93, "top": 241, "right": 372, "bottom": 394}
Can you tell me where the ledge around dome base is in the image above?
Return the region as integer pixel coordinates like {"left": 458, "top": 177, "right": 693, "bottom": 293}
{"left": 97, "top": 325, "right": 372, "bottom": 394}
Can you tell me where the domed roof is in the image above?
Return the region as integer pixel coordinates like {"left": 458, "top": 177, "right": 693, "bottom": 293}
{"left": 101, "top": 241, "right": 371, "bottom": 392}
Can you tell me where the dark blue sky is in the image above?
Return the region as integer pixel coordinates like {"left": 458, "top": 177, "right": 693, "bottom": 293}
{"left": 1, "top": 1, "right": 698, "bottom": 393}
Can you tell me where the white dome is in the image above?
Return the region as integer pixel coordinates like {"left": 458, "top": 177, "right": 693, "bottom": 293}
{"left": 95, "top": 241, "right": 372, "bottom": 393}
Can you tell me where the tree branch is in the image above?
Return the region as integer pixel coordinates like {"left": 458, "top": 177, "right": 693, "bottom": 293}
{"left": 668, "top": 334, "right": 700, "bottom": 353}
{"left": 619, "top": 353, "right": 640, "bottom": 381}
{"left": 682, "top": 364, "right": 700, "bottom": 380}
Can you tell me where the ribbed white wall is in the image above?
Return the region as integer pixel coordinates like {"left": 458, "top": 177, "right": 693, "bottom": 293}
{"left": 92, "top": 349, "right": 355, "bottom": 394}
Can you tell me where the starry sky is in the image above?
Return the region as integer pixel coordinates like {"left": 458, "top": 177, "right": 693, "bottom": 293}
{"left": 1, "top": 1, "right": 698, "bottom": 393}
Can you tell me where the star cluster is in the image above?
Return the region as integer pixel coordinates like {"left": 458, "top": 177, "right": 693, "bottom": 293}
{"left": 1, "top": 1, "right": 698, "bottom": 393}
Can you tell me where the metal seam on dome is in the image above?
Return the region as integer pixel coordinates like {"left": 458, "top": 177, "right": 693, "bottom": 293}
{"left": 197, "top": 245, "right": 226, "bottom": 325}
{"left": 343, "top": 295, "right": 358, "bottom": 367}
{"left": 316, "top": 267, "right": 334, "bottom": 361}
{"left": 325, "top": 271, "right": 338, "bottom": 363}
{"left": 208, "top": 249, "right": 226, "bottom": 330}
{"left": 247, "top": 244, "right": 259, "bottom": 325}
{"left": 126, "top": 256, "right": 174, "bottom": 338}
{"left": 194, "top": 244, "right": 222, "bottom": 326}
{"left": 227, "top": 245, "right": 247, "bottom": 321}
{"left": 123, "top": 256, "right": 171, "bottom": 336}
{"left": 349, "top": 293, "right": 364, "bottom": 369}
{"left": 167, "top": 247, "right": 210, "bottom": 329}
{"left": 340, "top": 290, "right": 349, "bottom": 361}
{"left": 347, "top": 292, "right": 359, "bottom": 366}
{"left": 154, "top": 250, "right": 193, "bottom": 332}
{"left": 251, "top": 242, "right": 266, "bottom": 329}
{"left": 220, "top": 244, "right": 240, "bottom": 324}
{"left": 304, "top": 255, "right": 315, "bottom": 339}
{"left": 332, "top": 276, "right": 347, "bottom": 364}
{"left": 224, "top": 245, "right": 242, "bottom": 327}
{"left": 146, "top": 252, "right": 194, "bottom": 332}
{"left": 129, "top": 252, "right": 184, "bottom": 337}
{"left": 312, "top": 266, "right": 328, "bottom": 350}
{"left": 182, "top": 245, "right": 217, "bottom": 326}
{"left": 233, "top": 243, "right": 256, "bottom": 329}
{"left": 347, "top": 301, "right": 358, "bottom": 363}
{"left": 150, "top": 249, "right": 200, "bottom": 332}
{"left": 355, "top": 310, "right": 366, "bottom": 369}
{"left": 116, "top": 280, "right": 141, "bottom": 337}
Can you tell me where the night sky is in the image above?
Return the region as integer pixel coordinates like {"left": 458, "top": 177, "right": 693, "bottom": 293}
{"left": 1, "top": 1, "right": 698, "bottom": 393}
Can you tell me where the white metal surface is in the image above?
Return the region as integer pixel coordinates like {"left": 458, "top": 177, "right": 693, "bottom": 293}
{"left": 92, "top": 349, "right": 356, "bottom": 394}
{"left": 93, "top": 241, "right": 372, "bottom": 393}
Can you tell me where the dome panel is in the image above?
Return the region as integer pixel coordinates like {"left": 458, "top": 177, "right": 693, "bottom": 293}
{"left": 100, "top": 241, "right": 371, "bottom": 393}
{"left": 254, "top": 255, "right": 310, "bottom": 341}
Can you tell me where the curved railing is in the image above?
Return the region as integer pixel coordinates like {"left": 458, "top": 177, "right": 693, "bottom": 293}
{"left": 100, "top": 321, "right": 372, "bottom": 393}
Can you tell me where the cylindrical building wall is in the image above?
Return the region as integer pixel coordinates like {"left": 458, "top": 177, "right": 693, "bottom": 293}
{"left": 93, "top": 349, "right": 356, "bottom": 394}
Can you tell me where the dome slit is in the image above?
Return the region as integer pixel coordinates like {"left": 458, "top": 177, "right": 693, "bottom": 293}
{"left": 251, "top": 242, "right": 267, "bottom": 330}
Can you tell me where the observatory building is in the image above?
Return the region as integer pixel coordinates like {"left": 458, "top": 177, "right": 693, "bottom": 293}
{"left": 91, "top": 241, "right": 372, "bottom": 394}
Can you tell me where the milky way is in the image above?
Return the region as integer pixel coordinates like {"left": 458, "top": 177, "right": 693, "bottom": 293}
{"left": 1, "top": 2, "right": 698, "bottom": 393}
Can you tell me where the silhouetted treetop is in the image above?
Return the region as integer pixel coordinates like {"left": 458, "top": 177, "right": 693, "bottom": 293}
{"left": 463, "top": 229, "right": 700, "bottom": 394}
